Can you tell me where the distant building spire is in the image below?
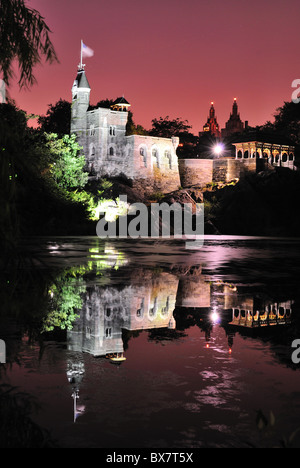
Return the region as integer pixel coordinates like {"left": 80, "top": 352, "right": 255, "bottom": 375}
{"left": 221, "top": 98, "right": 244, "bottom": 138}
{"left": 202, "top": 101, "right": 221, "bottom": 138}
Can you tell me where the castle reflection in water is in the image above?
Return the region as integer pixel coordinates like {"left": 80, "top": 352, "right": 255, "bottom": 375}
{"left": 64, "top": 244, "right": 293, "bottom": 422}
{"left": 67, "top": 253, "right": 293, "bottom": 362}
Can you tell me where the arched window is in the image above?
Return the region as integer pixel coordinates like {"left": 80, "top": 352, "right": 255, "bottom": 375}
{"left": 282, "top": 153, "right": 288, "bottom": 163}
{"left": 149, "top": 297, "right": 158, "bottom": 318}
{"left": 244, "top": 150, "right": 249, "bottom": 159}
{"left": 109, "top": 146, "right": 114, "bottom": 156}
{"left": 109, "top": 126, "right": 116, "bottom": 136}
{"left": 237, "top": 150, "right": 242, "bottom": 159}
{"left": 136, "top": 298, "right": 144, "bottom": 318}
{"left": 89, "top": 144, "right": 95, "bottom": 157}
{"left": 140, "top": 147, "right": 147, "bottom": 167}
{"left": 165, "top": 149, "right": 172, "bottom": 169}
{"left": 152, "top": 148, "right": 159, "bottom": 168}
{"left": 289, "top": 153, "right": 294, "bottom": 161}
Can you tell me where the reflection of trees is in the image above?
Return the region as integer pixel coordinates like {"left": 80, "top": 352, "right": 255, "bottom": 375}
{"left": 0, "top": 384, "right": 58, "bottom": 448}
{"left": 147, "top": 327, "right": 187, "bottom": 343}
{"left": 42, "top": 274, "right": 85, "bottom": 333}
{"left": 2, "top": 255, "right": 300, "bottom": 370}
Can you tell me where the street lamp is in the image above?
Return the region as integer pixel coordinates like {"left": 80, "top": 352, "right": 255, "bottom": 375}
{"left": 213, "top": 143, "right": 224, "bottom": 157}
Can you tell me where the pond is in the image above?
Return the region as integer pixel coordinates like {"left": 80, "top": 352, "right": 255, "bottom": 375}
{"left": 1, "top": 236, "right": 300, "bottom": 449}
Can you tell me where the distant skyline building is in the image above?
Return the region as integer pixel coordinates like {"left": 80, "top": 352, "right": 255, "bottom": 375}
{"left": 201, "top": 102, "right": 221, "bottom": 138}
{"left": 221, "top": 98, "right": 245, "bottom": 138}
{"left": 200, "top": 99, "right": 247, "bottom": 140}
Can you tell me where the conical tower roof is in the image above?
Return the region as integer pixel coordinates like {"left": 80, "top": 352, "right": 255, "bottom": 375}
{"left": 75, "top": 69, "right": 90, "bottom": 89}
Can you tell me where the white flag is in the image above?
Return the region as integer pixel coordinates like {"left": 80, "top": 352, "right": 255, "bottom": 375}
{"left": 82, "top": 42, "right": 94, "bottom": 58}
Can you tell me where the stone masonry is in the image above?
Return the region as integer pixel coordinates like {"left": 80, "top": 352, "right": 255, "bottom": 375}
{"left": 70, "top": 68, "right": 181, "bottom": 195}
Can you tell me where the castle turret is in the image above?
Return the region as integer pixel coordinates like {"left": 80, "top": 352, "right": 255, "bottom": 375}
{"left": 71, "top": 68, "right": 91, "bottom": 151}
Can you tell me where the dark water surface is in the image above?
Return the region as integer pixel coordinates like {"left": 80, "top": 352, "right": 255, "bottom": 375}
{"left": 1, "top": 236, "right": 300, "bottom": 448}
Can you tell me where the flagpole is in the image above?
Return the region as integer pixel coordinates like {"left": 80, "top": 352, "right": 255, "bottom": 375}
{"left": 80, "top": 39, "right": 83, "bottom": 69}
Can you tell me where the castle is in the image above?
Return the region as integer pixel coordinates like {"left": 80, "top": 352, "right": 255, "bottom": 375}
{"left": 71, "top": 68, "right": 296, "bottom": 193}
{"left": 70, "top": 67, "right": 181, "bottom": 195}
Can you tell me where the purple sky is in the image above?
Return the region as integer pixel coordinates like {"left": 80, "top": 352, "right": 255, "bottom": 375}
{"left": 7, "top": 0, "right": 300, "bottom": 133}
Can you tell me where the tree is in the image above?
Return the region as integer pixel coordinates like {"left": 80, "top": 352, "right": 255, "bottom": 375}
{"left": 149, "top": 115, "right": 192, "bottom": 138}
{"left": 88, "top": 99, "right": 114, "bottom": 111}
{"left": 149, "top": 115, "right": 198, "bottom": 158}
{"left": 0, "top": 102, "right": 29, "bottom": 255}
{"left": 38, "top": 99, "right": 71, "bottom": 137}
{"left": 261, "top": 101, "right": 300, "bottom": 146}
{"left": 0, "top": 0, "right": 58, "bottom": 88}
{"left": 126, "top": 110, "right": 148, "bottom": 136}
{"left": 45, "top": 133, "right": 88, "bottom": 192}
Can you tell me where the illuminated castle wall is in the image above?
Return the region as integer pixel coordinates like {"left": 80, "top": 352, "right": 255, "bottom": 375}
{"left": 70, "top": 68, "right": 181, "bottom": 195}
{"left": 67, "top": 270, "right": 179, "bottom": 358}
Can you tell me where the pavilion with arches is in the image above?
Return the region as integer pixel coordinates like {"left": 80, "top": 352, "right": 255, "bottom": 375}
{"left": 232, "top": 133, "right": 296, "bottom": 171}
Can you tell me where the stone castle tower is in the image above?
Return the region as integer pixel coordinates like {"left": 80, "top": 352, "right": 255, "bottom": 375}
{"left": 70, "top": 67, "right": 181, "bottom": 196}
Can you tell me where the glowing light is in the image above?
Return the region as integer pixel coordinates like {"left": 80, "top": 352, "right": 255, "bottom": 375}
{"left": 210, "top": 311, "right": 220, "bottom": 323}
{"left": 213, "top": 143, "right": 224, "bottom": 156}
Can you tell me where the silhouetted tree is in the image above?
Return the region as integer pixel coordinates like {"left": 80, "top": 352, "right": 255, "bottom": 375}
{"left": 149, "top": 115, "right": 192, "bottom": 138}
{"left": 38, "top": 99, "right": 71, "bottom": 137}
{"left": 261, "top": 101, "right": 300, "bottom": 146}
{"left": 149, "top": 115, "right": 197, "bottom": 158}
{"left": 126, "top": 110, "right": 148, "bottom": 136}
{"left": 0, "top": 0, "right": 58, "bottom": 88}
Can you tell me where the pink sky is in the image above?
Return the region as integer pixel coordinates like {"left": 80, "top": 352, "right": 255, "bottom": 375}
{"left": 7, "top": 0, "right": 300, "bottom": 134}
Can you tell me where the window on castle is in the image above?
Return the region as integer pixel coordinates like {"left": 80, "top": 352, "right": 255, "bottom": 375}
{"left": 109, "top": 126, "right": 116, "bottom": 136}
{"left": 137, "top": 298, "right": 144, "bottom": 317}
{"left": 105, "top": 328, "right": 112, "bottom": 338}
{"left": 165, "top": 150, "right": 172, "bottom": 169}
{"left": 89, "top": 125, "right": 95, "bottom": 136}
{"left": 152, "top": 149, "right": 159, "bottom": 168}
{"left": 282, "top": 153, "right": 288, "bottom": 163}
{"left": 149, "top": 297, "right": 158, "bottom": 317}
{"left": 140, "top": 147, "right": 147, "bottom": 167}
{"left": 289, "top": 153, "right": 294, "bottom": 161}
{"left": 109, "top": 146, "right": 114, "bottom": 156}
{"left": 161, "top": 296, "right": 170, "bottom": 315}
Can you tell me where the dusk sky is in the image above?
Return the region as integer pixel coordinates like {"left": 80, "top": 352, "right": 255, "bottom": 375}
{"left": 7, "top": 0, "right": 300, "bottom": 134}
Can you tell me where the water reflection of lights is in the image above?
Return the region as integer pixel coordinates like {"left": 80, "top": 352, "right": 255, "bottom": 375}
{"left": 210, "top": 310, "right": 220, "bottom": 324}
